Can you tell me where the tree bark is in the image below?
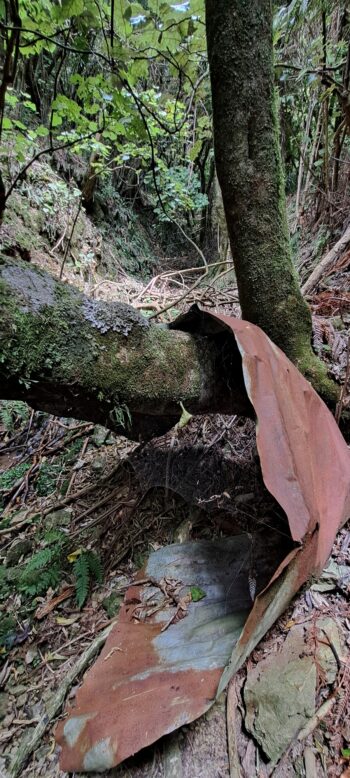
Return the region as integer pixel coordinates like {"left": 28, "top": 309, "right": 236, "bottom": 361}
{"left": 205, "top": 0, "right": 338, "bottom": 403}
{"left": 0, "top": 256, "right": 250, "bottom": 439}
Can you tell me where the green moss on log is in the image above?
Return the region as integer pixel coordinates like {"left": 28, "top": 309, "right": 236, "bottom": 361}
{"left": 0, "top": 256, "right": 245, "bottom": 437}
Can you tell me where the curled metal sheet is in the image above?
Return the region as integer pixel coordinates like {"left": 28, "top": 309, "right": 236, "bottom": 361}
{"left": 56, "top": 308, "right": 350, "bottom": 771}
{"left": 56, "top": 535, "right": 285, "bottom": 772}
{"left": 209, "top": 312, "right": 350, "bottom": 570}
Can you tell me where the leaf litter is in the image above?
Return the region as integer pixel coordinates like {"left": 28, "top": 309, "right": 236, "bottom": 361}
{"left": 0, "top": 300, "right": 349, "bottom": 776}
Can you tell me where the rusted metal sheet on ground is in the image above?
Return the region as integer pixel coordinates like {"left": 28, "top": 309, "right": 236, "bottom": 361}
{"left": 56, "top": 307, "right": 350, "bottom": 771}
{"left": 56, "top": 535, "right": 281, "bottom": 771}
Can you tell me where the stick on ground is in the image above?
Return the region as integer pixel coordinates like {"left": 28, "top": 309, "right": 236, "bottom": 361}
{"left": 7, "top": 622, "right": 114, "bottom": 778}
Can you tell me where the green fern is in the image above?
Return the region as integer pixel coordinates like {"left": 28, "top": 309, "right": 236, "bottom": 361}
{"left": 0, "top": 462, "right": 31, "bottom": 492}
{"left": 17, "top": 535, "right": 66, "bottom": 595}
{"left": 86, "top": 550, "right": 103, "bottom": 584}
{"left": 43, "top": 529, "right": 66, "bottom": 544}
{"left": 35, "top": 461, "right": 61, "bottom": 496}
{"left": 21, "top": 546, "right": 54, "bottom": 574}
{"left": 22, "top": 565, "right": 62, "bottom": 596}
{"left": 74, "top": 553, "right": 90, "bottom": 608}
{"left": 74, "top": 551, "right": 103, "bottom": 608}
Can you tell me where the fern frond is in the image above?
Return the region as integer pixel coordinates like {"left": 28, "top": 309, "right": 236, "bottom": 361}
{"left": 22, "top": 547, "right": 54, "bottom": 574}
{"left": 86, "top": 551, "right": 103, "bottom": 584}
{"left": 43, "top": 529, "right": 66, "bottom": 545}
{"left": 19, "top": 563, "right": 62, "bottom": 595}
{"left": 74, "top": 553, "right": 90, "bottom": 608}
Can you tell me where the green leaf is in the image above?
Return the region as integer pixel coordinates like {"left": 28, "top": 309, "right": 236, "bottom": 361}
{"left": 190, "top": 586, "right": 206, "bottom": 602}
{"left": 51, "top": 113, "right": 62, "bottom": 127}
{"left": 342, "top": 749, "right": 350, "bottom": 759}
{"left": 5, "top": 91, "right": 18, "bottom": 106}
{"left": 56, "top": 0, "right": 84, "bottom": 19}
{"left": 86, "top": 550, "right": 103, "bottom": 583}
{"left": 13, "top": 120, "right": 27, "bottom": 131}
{"left": 188, "top": 139, "right": 203, "bottom": 161}
{"left": 177, "top": 401, "right": 193, "bottom": 429}
{"left": 36, "top": 125, "right": 50, "bottom": 137}
{"left": 23, "top": 100, "right": 37, "bottom": 112}
{"left": 2, "top": 117, "right": 13, "bottom": 130}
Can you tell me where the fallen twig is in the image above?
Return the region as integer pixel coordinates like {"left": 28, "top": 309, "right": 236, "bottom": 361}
{"left": 35, "top": 586, "right": 75, "bottom": 620}
{"left": 69, "top": 497, "right": 136, "bottom": 538}
{"left": 227, "top": 679, "right": 243, "bottom": 778}
{"left": 297, "top": 695, "right": 336, "bottom": 740}
{"left": 42, "top": 459, "right": 124, "bottom": 515}
{"left": 43, "top": 423, "right": 93, "bottom": 456}
{"left": 3, "top": 463, "right": 40, "bottom": 515}
{"left": 66, "top": 435, "right": 90, "bottom": 495}
{"left": 148, "top": 270, "right": 208, "bottom": 320}
{"left": 302, "top": 222, "right": 350, "bottom": 295}
{"left": 7, "top": 622, "right": 114, "bottom": 778}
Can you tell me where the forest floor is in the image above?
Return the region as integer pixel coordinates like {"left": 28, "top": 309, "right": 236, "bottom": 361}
{"left": 0, "top": 167, "right": 350, "bottom": 778}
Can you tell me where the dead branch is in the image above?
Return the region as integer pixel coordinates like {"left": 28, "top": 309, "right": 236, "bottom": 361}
{"left": 302, "top": 223, "right": 350, "bottom": 295}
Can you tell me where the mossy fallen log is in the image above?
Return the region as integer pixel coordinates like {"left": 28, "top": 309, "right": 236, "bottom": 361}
{"left": 0, "top": 255, "right": 250, "bottom": 439}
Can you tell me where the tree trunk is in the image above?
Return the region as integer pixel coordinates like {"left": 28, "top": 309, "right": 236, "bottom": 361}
{"left": 205, "top": 0, "right": 337, "bottom": 402}
{"left": 0, "top": 256, "right": 250, "bottom": 439}
{"left": 81, "top": 136, "right": 101, "bottom": 214}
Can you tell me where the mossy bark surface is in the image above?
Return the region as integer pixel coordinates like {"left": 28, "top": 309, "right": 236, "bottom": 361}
{"left": 0, "top": 256, "right": 249, "bottom": 438}
{"left": 205, "top": 0, "right": 339, "bottom": 403}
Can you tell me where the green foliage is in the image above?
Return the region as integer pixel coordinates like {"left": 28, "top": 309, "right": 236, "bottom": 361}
{"left": 0, "top": 462, "right": 30, "bottom": 492}
{"left": 0, "top": 0, "right": 210, "bottom": 251}
{"left": 2, "top": 523, "right": 103, "bottom": 610}
{"left": 0, "top": 614, "right": 16, "bottom": 648}
{"left": 0, "top": 566, "right": 11, "bottom": 604}
{"left": 0, "top": 400, "right": 30, "bottom": 432}
{"left": 35, "top": 440, "right": 83, "bottom": 495}
{"left": 17, "top": 535, "right": 66, "bottom": 595}
{"left": 61, "top": 438, "right": 83, "bottom": 463}
{"left": 190, "top": 585, "right": 206, "bottom": 602}
{"left": 109, "top": 403, "right": 132, "bottom": 429}
{"left": 145, "top": 164, "right": 208, "bottom": 227}
{"left": 35, "top": 461, "right": 62, "bottom": 496}
{"left": 274, "top": 0, "right": 348, "bottom": 195}
{"left": 74, "top": 550, "right": 103, "bottom": 608}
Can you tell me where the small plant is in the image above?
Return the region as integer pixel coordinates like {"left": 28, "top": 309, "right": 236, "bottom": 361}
{"left": 0, "top": 400, "right": 30, "bottom": 432}
{"left": 18, "top": 547, "right": 60, "bottom": 596}
{"left": 0, "top": 462, "right": 30, "bottom": 492}
{"left": 17, "top": 531, "right": 67, "bottom": 596}
{"left": 35, "top": 460, "right": 62, "bottom": 496}
{"left": 109, "top": 403, "right": 131, "bottom": 429}
{"left": 0, "top": 614, "right": 16, "bottom": 648}
{"left": 61, "top": 438, "right": 83, "bottom": 464}
{"left": 0, "top": 566, "right": 11, "bottom": 603}
{"left": 74, "top": 550, "right": 103, "bottom": 608}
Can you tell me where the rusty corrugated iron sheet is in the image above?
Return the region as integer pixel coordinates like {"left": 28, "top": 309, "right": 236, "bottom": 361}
{"left": 56, "top": 308, "right": 350, "bottom": 771}
{"left": 57, "top": 535, "right": 281, "bottom": 771}
{"left": 210, "top": 312, "right": 350, "bottom": 570}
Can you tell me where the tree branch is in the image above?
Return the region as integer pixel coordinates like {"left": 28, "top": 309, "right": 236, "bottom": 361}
{"left": 0, "top": 256, "right": 251, "bottom": 440}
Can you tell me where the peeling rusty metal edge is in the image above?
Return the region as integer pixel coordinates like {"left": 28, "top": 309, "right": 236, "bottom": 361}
{"left": 217, "top": 534, "right": 318, "bottom": 695}
{"left": 170, "top": 307, "right": 350, "bottom": 698}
